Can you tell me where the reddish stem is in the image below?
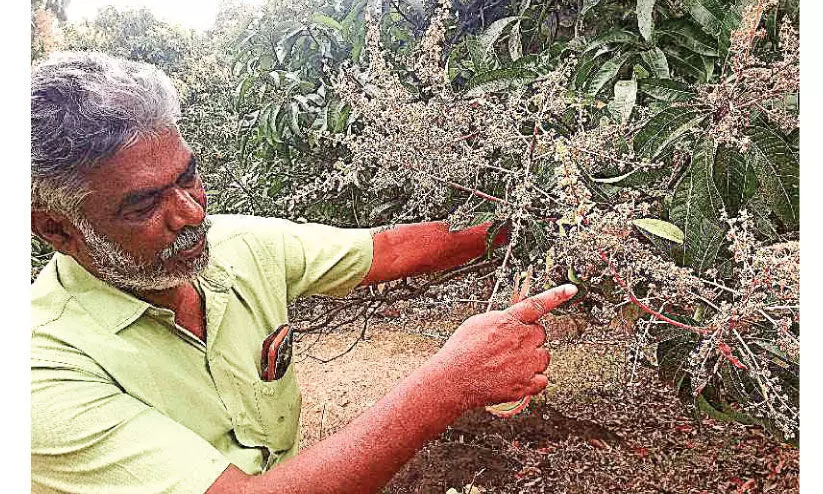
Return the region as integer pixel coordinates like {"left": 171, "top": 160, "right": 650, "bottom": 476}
{"left": 453, "top": 132, "right": 478, "bottom": 143}
{"left": 598, "top": 249, "right": 710, "bottom": 335}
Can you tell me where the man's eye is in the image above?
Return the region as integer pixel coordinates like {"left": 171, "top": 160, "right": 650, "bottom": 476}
{"left": 128, "top": 201, "right": 157, "bottom": 217}
{"left": 178, "top": 171, "right": 198, "bottom": 187}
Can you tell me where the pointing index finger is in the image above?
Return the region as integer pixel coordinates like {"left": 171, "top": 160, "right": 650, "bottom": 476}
{"left": 505, "top": 284, "right": 578, "bottom": 323}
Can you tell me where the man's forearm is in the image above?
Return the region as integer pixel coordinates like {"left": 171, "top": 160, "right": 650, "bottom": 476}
{"left": 209, "top": 356, "right": 468, "bottom": 494}
{"left": 362, "top": 221, "right": 507, "bottom": 285}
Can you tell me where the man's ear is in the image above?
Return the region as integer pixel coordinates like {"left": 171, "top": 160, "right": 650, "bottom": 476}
{"left": 31, "top": 210, "right": 84, "bottom": 257}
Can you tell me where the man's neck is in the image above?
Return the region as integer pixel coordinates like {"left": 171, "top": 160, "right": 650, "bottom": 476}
{"left": 135, "top": 282, "right": 208, "bottom": 342}
{"left": 133, "top": 283, "right": 195, "bottom": 314}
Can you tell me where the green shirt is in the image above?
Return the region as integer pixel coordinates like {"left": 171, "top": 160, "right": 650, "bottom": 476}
{"left": 31, "top": 215, "right": 374, "bottom": 494}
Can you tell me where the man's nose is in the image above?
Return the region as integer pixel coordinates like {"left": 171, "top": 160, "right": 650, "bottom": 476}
{"left": 165, "top": 187, "right": 205, "bottom": 232}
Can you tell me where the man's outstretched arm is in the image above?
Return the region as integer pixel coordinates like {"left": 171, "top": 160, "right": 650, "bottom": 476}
{"left": 360, "top": 221, "right": 508, "bottom": 286}
{"left": 207, "top": 285, "right": 577, "bottom": 494}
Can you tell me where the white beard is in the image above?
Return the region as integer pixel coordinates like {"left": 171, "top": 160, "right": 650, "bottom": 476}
{"left": 75, "top": 217, "right": 212, "bottom": 292}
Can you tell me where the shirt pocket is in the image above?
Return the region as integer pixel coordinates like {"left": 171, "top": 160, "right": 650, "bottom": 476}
{"left": 231, "top": 364, "right": 302, "bottom": 457}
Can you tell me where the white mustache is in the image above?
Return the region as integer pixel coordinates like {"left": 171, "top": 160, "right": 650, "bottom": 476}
{"left": 160, "top": 218, "right": 212, "bottom": 261}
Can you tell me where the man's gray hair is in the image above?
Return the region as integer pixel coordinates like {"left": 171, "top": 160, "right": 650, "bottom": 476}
{"left": 31, "top": 51, "right": 182, "bottom": 220}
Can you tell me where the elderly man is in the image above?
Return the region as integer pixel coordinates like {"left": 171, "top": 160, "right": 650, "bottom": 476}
{"left": 31, "top": 51, "right": 576, "bottom": 494}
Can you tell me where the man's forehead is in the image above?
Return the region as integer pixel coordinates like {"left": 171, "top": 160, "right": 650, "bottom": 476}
{"left": 89, "top": 131, "right": 191, "bottom": 188}
{"left": 87, "top": 130, "right": 191, "bottom": 194}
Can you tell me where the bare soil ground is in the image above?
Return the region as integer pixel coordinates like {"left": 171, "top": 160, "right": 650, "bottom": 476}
{"left": 293, "top": 312, "right": 799, "bottom": 494}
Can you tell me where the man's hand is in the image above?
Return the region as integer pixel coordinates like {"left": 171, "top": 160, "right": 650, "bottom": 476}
{"left": 430, "top": 284, "right": 578, "bottom": 409}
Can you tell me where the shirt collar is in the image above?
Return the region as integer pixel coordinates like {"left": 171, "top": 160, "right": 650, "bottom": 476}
{"left": 55, "top": 248, "right": 235, "bottom": 334}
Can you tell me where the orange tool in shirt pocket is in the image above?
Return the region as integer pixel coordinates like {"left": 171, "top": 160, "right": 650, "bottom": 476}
{"left": 260, "top": 324, "right": 293, "bottom": 381}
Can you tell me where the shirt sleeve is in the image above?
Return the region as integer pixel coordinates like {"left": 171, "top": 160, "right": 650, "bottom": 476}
{"left": 31, "top": 354, "right": 231, "bottom": 494}
{"left": 245, "top": 218, "right": 374, "bottom": 302}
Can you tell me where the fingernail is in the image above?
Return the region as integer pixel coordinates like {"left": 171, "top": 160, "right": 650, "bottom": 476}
{"left": 562, "top": 284, "right": 578, "bottom": 297}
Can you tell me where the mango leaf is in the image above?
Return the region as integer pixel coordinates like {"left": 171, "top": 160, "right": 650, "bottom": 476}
{"left": 327, "top": 99, "right": 351, "bottom": 133}
{"left": 657, "top": 19, "right": 719, "bottom": 57}
{"left": 697, "top": 385, "right": 758, "bottom": 425}
{"left": 631, "top": 218, "right": 685, "bottom": 244}
{"left": 288, "top": 101, "right": 301, "bottom": 136}
{"left": 751, "top": 339, "right": 799, "bottom": 367}
{"left": 702, "top": 54, "right": 715, "bottom": 82}
{"left": 670, "top": 138, "right": 725, "bottom": 271}
{"left": 509, "top": 21, "right": 523, "bottom": 61}
{"left": 261, "top": 102, "right": 278, "bottom": 143}
{"left": 662, "top": 44, "right": 708, "bottom": 82}
{"left": 746, "top": 123, "right": 799, "bottom": 229}
{"left": 638, "top": 78, "right": 695, "bottom": 102}
{"left": 311, "top": 13, "right": 343, "bottom": 31}
{"left": 466, "top": 37, "right": 488, "bottom": 73}
{"left": 684, "top": 0, "right": 725, "bottom": 37}
{"left": 567, "top": 266, "right": 583, "bottom": 284}
{"left": 233, "top": 76, "right": 254, "bottom": 110}
{"left": 478, "top": 16, "right": 519, "bottom": 60}
{"left": 582, "top": 29, "right": 640, "bottom": 55}
{"left": 633, "top": 107, "right": 708, "bottom": 159}
{"left": 640, "top": 47, "right": 670, "bottom": 78}
{"left": 584, "top": 51, "right": 636, "bottom": 98}
{"left": 718, "top": 362, "right": 798, "bottom": 444}
{"left": 743, "top": 194, "right": 779, "bottom": 242}
{"left": 609, "top": 79, "right": 637, "bottom": 124}
{"left": 689, "top": 218, "right": 725, "bottom": 272}
{"left": 672, "top": 139, "right": 722, "bottom": 221}
{"left": 527, "top": 218, "right": 550, "bottom": 250}
{"left": 275, "top": 26, "right": 306, "bottom": 63}
{"left": 717, "top": 364, "right": 756, "bottom": 411}
{"left": 510, "top": 53, "right": 539, "bottom": 69}
{"left": 637, "top": 0, "right": 656, "bottom": 42}
{"left": 369, "top": 199, "right": 404, "bottom": 222}
{"left": 713, "top": 145, "right": 756, "bottom": 214}
{"left": 572, "top": 50, "right": 608, "bottom": 90}
{"left": 695, "top": 394, "right": 735, "bottom": 423}
{"left": 464, "top": 68, "right": 537, "bottom": 97}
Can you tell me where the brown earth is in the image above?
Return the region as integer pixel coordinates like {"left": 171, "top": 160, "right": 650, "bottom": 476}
{"left": 293, "top": 314, "right": 799, "bottom": 494}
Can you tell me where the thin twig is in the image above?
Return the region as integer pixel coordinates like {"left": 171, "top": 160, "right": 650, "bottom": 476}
{"left": 701, "top": 278, "right": 742, "bottom": 296}
{"left": 319, "top": 402, "right": 327, "bottom": 440}
{"left": 306, "top": 303, "right": 380, "bottom": 364}
{"left": 486, "top": 242, "right": 513, "bottom": 312}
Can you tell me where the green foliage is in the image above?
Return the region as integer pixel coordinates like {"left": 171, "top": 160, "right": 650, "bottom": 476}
{"left": 62, "top": 7, "right": 194, "bottom": 73}
{"left": 745, "top": 122, "right": 800, "bottom": 230}
{"left": 669, "top": 138, "right": 723, "bottom": 272}
{"left": 464, "top": 67, "right": 537, "bottom": 96}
